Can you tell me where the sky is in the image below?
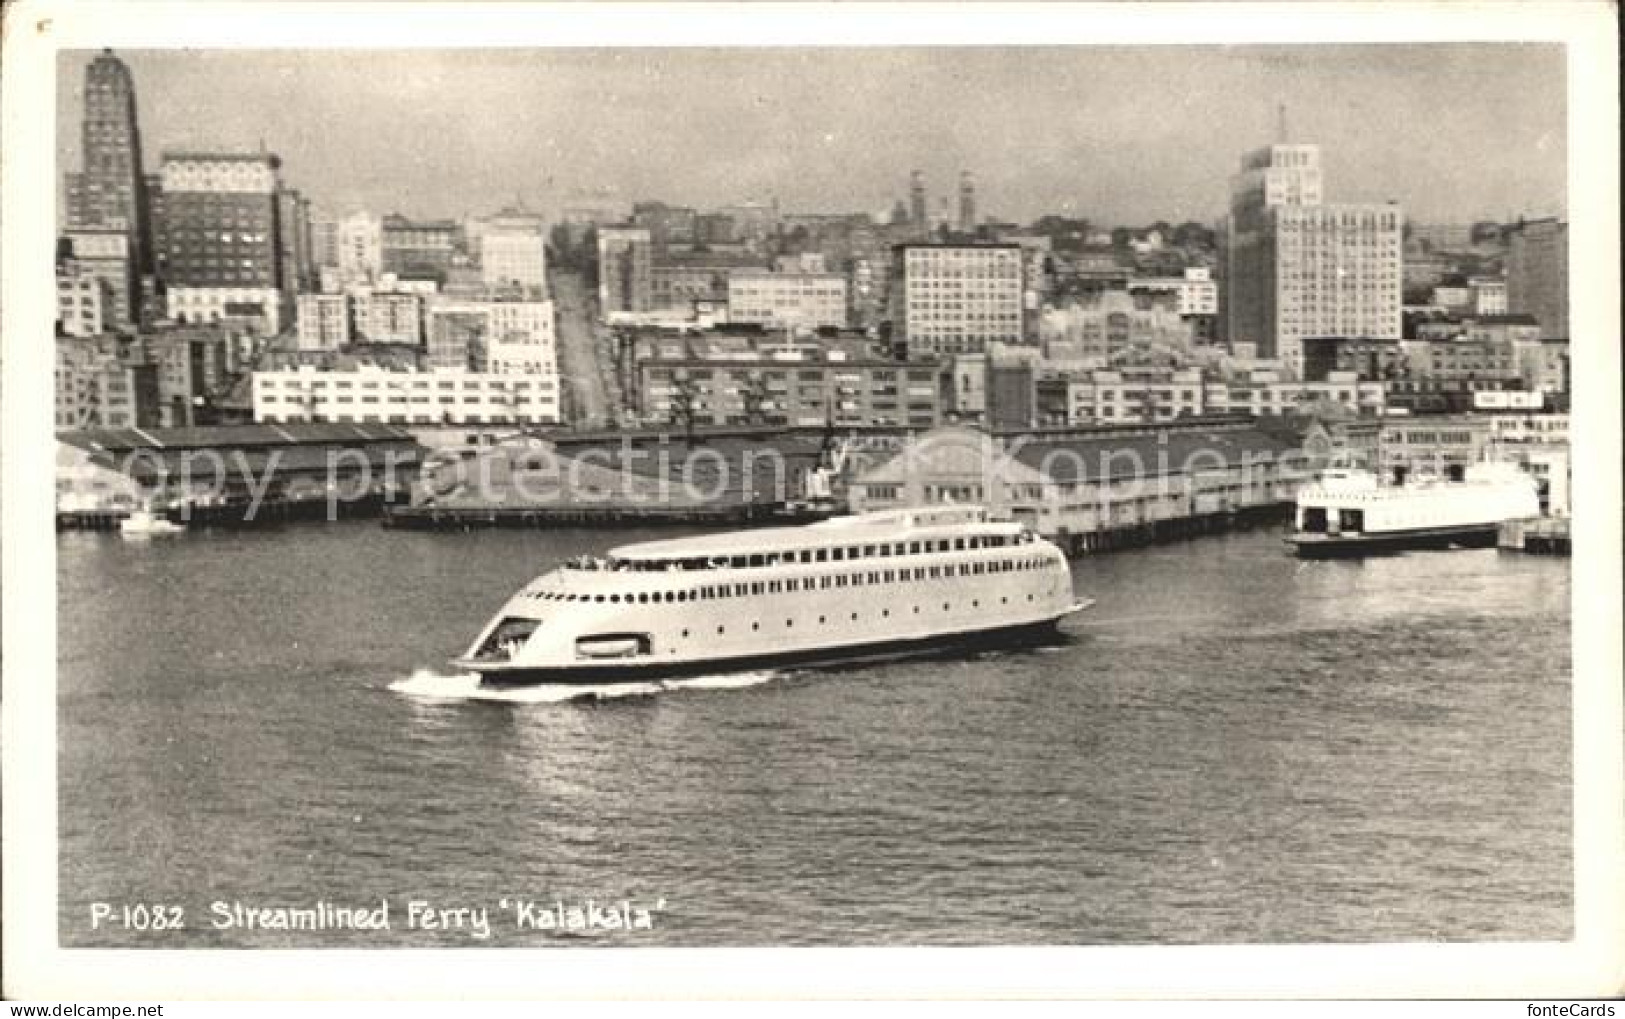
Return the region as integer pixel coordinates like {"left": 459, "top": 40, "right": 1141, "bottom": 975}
{"left": 56, "top": 44, "right": 1567, "bottom": 227}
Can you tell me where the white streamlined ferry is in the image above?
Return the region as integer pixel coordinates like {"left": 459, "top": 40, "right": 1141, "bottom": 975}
{"left": 1289, "top": 461, "right": 1539, "bottom": 558}
{"left": 455, "top": 506, "right": 1092, "bottom": 686}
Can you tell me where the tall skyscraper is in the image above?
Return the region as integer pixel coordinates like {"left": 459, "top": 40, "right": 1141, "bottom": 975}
{"left": 908, "top": 171, "right": 927, "bottom": 229}
{"left": 155, "top": 151, "right": 291, "bottom": 333}
{"left": 1223, "top": 142, "right": 1401, "bottom": 373}
{"left": 66, "top": 51, "right": 150, "bottom": 246}
{"left": 64, "top": 49, "right": 152, "bottom": 325}
{"left": 1505, "top": 218, "right": 1569, "bottom": 340}
{"left": 959, "top": 171, "right": 977, "bottom": 232}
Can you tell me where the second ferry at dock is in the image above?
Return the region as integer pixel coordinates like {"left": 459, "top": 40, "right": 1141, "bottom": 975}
{"left": 1289, "top": 461, "right": 1540, "bottom": 558}
{"left": 455, "top": 506, "right": 1091, "bottom": 686}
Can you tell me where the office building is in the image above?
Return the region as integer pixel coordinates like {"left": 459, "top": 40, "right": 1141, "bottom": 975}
{"left": 1223, "top": 143, "right": 1402, "bottom": 373}
{"left": 296, "top": 293, "right": 352, "bottom": 351}
{"left": 57, "top": 262, "right": 113, "bottom": 338}
{"left": 727, "top": 270, "right": 849, "bottom": 330}
{"left": 892, "top": 243, "right": 1024, "bottom": 356}
{"left": 636, "top": 335, "right": 940, "bottom": 429}
{"left": 59, "top": 229, "right": 137, "bottom": 331}
{"left": 479, "top": 219, "right": 549, "bottom": 295}
{"left": 381, "top": 215, "right": 461, "bottom": 282}
{"left": 252, "top": 365, "right": 560, "bottom": 426}
{"left": 597, "top": 226, "right": 653, "bottom": 316}
{"left": 65, "top": 50, "right": 153, "bottom": 288}
{"left": 154, "top": 151, "right": 291, "bottom": 332}
{"left": 1505, "top": 219, "right": 1568, "bottom": 340}
{"left": 55, "top": 337, "right": 160, "bottom": 429}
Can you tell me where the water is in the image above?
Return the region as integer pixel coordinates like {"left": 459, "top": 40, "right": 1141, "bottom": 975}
{"left": 56, "top": 521, "right": 1572, "bottom": 947}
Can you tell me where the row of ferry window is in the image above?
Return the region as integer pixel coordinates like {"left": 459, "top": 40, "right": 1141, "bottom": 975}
{"left": 532, "top": 556, "right": 1053, "bottom": 603}
{"left": 585, "top": 532, "right": 1036, "bottom": 573}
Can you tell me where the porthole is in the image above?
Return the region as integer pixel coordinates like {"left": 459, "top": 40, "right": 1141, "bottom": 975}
{"left": 943, "top": 602, "right": 950, "bottom": 611}
{"left": 851, "top": 612, "right": 858, "bottom": 621}
{"left": 786, "top": 619, "right": 794, "bottom": 628}
{"left": 818, "top": 615, "right": 826, "bottom": 624}
{"left": 913, "top": 606, "right": 920, "bottom": 614}
{"left": 610, "top": 594, "right": 621, "bottom": 603}
{"left": 717, "top": 625, "right": 726, "bottom": 635}
{"left": 752, "top": 622, "right": 760, "bottom": 631}
{"left": 882, "top": 609, "right": 890, "bottom": 618}
{"left": 681, "top": 629, "right": 690, "bottom": 638}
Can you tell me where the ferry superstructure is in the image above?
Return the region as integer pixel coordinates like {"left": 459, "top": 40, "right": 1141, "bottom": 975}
{"left": 456, "top": 506, "right": 1090, "bottom": 685}
{"left": 1289, "top": 462, "right": 1539, "bottom": 558}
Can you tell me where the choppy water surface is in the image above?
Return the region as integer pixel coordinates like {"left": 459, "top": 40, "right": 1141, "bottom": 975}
{"left": 57, "top": 521, "right": 1571, "bottom": 947}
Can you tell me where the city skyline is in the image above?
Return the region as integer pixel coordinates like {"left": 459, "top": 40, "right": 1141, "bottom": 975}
{"left": 56, "top": 44, "right": 1566, "bottom": 227}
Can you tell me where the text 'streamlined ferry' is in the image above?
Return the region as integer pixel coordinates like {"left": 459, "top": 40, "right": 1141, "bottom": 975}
{"left": 456, "top": 506, "right": 1091, "bottom": 685}
{"left": 1289, "top": 462, "right": 1540, "bottom": 558}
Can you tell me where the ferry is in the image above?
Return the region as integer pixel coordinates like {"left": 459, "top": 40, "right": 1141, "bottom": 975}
{"left": 1289, "top": 461, "right": 1539, "bottom": 558}
{"left": 455, "top": 505, "right": 1092, "bottom": 686}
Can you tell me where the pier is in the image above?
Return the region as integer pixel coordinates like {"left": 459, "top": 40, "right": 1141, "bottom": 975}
{"left": 1498, "top": 517, "right": 1572, "bottom": 556}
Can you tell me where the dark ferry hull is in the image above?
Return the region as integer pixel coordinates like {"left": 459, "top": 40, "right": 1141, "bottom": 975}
{"left": 461, "top": 605, "right": 1092, "bottom": 687}
{"left": 1289, "top": 524, "right": 1500, "bottom": 559}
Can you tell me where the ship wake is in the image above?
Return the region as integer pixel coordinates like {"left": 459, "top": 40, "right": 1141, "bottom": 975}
{"left": 388, "top": 667, "right": 784, "bottom": 704}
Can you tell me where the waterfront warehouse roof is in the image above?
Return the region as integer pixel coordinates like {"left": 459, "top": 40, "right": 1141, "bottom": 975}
{"left": 59, "top": 425, "right": 424, "bottom": 489}
{"left": 854, "top": 420, "right": 1306, "bottom": 490}
{"left": 60, "top": 422, "right": 421, "bottom": 454}
{"left": 1008, "top": 423, "right": 1303, "bottom": 484}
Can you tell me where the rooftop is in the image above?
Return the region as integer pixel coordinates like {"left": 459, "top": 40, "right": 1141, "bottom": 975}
{"left": 60, "top": 422, "right": 420, "bottom": 454}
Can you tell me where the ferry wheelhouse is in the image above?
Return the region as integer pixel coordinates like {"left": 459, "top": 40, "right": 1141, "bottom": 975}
{"left": 456, "top": 506, "right": 1090, "bottom": 685}
{"left": 1289, "top": 462, "right": 1539, "bottom": 558}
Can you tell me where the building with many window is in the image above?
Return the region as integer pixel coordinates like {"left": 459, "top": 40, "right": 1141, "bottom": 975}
{"left": 61, "top": 229, "right": 138, "bottom": 330}
{"left": 892, "top": 243, "right": 1024, "bottom": 356}
{"left": 727, "top": 270, "right": 849, "bottom": 330}
{"left": 55, "top": 336, "right": 160, "bottom": 429}
{"left": 636, "top": 335, "right": 940, "bottom": 429}
{"left": 424, "top": 298, "right": 557, "bottom": 373}
{"left": 1224, "top": 143, "right": 1402, "bottom": 373}
{"left": 847, "top": 421, "right": 1308, "bottom": 544}
{"left": 296, "top": 293, "right": 352, "bottom": 351}
{"left": 64, "top": 49, "right": 153, "bottom": 288}
{"left": 155, "top": 151, "right": 292, "bottom": 332}
{"left": 476, "top": 209, "right": 550, "bottom": 296}
{"left": 597, "top": 226, "right": 653, "bottom": 317}
{"left": 1039, "top": 286, "right": 1193, "bottom": 367}
{"left": 1505, "top": 218, "right": 1568, "bottom": 340}
{"left": 381, "top": 215, "right": 462, "bottom": 282}
{"left": 253, "top": 365, "right": 559, "bottom": 425}
{"left": 57, "top": 262, "right": 114, "bottom": 338}
{"left": 351, "top": 291, "right": 425, "bottom": 345}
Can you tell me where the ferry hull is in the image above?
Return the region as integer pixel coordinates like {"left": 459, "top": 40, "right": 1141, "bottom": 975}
{"left": 1289, "top": 523, "right": 1500, "bottom": 559}
{"left": 463, "top": 605, "right": 1090, "bottom": 687}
